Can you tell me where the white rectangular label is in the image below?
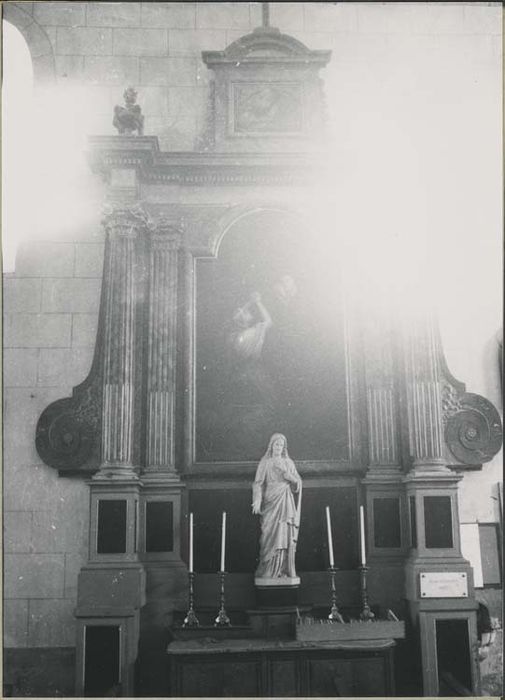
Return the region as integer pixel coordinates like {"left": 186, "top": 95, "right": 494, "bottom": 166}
{"left": 420, "top": 571, "right": 468, "bottom": 598}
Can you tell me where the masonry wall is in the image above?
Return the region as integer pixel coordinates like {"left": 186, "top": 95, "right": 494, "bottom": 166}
{"left": 3, "top": 3, "right": 503, "bottom": 692}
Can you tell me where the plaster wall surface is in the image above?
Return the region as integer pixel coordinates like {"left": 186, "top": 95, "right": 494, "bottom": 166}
{"left": 3, "top": 2, "right": 502, "bottom": 661}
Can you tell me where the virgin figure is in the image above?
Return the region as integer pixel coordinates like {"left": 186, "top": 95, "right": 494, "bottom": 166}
{"left": 252, "top": 433, "right": 302, "bottom": 584}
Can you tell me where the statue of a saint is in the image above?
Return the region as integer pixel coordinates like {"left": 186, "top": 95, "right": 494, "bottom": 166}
{"left": 252, "top": 433, "right": 302, "bottom": 585}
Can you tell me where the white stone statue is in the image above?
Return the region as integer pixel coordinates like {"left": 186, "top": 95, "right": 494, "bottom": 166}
{"left": 252, "top": 433, "right": 302, "bottom": 585}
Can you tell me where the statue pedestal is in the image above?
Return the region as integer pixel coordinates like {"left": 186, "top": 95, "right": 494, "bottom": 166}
{"left": 254, "top": 576, "right": 300, "bottom": 587}
{"left": 254, "top": 579, "right": 300, "bottom": 608}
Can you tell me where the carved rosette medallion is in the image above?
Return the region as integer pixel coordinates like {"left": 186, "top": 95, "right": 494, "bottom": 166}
{"left": 35, "top": 375, "right": 102, "bottom": 473}
{"left": 444, "top": 392, "right": 502, "bottom": 465}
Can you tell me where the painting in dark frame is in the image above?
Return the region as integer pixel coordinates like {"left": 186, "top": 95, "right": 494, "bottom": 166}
{"left": 195, "top": 210, "right": 349, "bottom": 463}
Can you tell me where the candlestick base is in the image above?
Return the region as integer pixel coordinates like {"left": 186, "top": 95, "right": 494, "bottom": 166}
{"left": 327, "top": 567, "right": 344, "bottom": 623}
{"left": 214, "top": 608, "right": 231, "bottom": 627}
{"left": 359, "top": 606, "right": 375, "bottom": 622}
{"left": 359, "top": 565, "right": 375, "bottom": 622}
{"left": 183, "top": 571, "right": 200, "bottom": 628}
{"left": 183, "top": 608, "right": 200, "bottom": 628}
{"left": 214, "top": 571, "right": 231, "bottom": 627}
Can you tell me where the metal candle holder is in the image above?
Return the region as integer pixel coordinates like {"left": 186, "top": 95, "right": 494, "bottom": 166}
{"left": 214, "top": 571, "right": 231, "bottom": 627}
{"left": 359, "top": 565, "right": 375, "bottom": 621}
{"left": 183, "top": 571, "right": 199, "bottom": 627}
{"left": 328, "top": 566, "right": 344, "bottom": 622}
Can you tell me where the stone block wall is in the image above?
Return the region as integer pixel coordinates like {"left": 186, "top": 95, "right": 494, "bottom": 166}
{"left": 7, "top": 1, "right": 500, "bottom": 151}
{"left": 3, "top": 239, "right": 104, "bottom": 663}
{"left": 3, "top": 0, "right": 502, "bottom": 666}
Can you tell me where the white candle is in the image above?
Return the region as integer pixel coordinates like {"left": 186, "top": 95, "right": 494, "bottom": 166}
{"left": 189, "top": 512, "right": 193, "bottom": 573}
{"left": 325, "top": 506, "right": 335, "bottom": 567}
{"left": 220, "top": 511, "right": 226, "bottom": 572}
{"left": 359, "top": 505, "right": 367, "bottom": 566}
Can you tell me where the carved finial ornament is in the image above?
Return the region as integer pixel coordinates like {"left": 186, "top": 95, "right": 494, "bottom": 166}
{"left": 113, "top": 86, "right": 144, "bottom": 136}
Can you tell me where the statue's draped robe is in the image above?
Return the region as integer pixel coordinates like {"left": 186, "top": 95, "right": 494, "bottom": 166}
{"left": 253, "top": 456, "right": 301, "bottom": 578}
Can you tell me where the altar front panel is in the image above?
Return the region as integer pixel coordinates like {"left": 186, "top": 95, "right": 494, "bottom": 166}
{"left": 168, "top": 640, "right": 396, "bottom": 697}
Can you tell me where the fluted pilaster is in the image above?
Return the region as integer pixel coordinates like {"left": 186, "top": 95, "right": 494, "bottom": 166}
{"left": 364, "top": 313, "right": 399, "bottom": 470}
{"left": 144, "top": 218, "right": 181, "bottom": 475}
{"left": 98, "top": 205, "right": 147, "bottom": 477}
{"left": 403, "top": 314, "right": 445, "bottom": 469}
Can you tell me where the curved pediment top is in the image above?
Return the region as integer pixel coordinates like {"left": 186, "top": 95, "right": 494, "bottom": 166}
{"left": 202, "top": 26, "right": 331, "bottom": 67}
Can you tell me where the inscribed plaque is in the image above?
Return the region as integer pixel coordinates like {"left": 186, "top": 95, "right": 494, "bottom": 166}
{"left": 420, "top": 571, "right": 468, "bottom": 598}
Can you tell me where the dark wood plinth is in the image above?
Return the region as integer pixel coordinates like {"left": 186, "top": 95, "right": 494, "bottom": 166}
{"left": 167, "top": 637, "right": 396, "bottom": 697}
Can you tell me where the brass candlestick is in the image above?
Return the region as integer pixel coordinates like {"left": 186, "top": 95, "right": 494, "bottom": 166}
{"left": 328, "top": 566, "right": 344, "bottom": 622}
{"left": 359, "top": 565, "right": 375, "bottom": 621}
{"left": 214, "top": 571, "right": 231, "bottom": 627}
{"left": 183, "top": 571, "right": 199, "bottom": 627}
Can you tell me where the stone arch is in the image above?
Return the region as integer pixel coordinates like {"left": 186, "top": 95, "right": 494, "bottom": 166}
{"left": 3, "top": 3, "right": 56, "bottom": 84}
{"left": 212, "top": 204, "right": 312, "bottom": 259}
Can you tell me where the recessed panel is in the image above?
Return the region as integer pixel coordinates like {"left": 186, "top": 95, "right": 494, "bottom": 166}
{"left": 97, "top": 500, "right": 127, "bottom": 554}
{"left": 409, "top": 496, "right": 417, "bottom": 548}
{"left": 436, "top": 619, "right": 473, "bottom": 694}
{"left": 373, "top": 497, "right": 401, "bottom": 548}
{"left": 145, "top": 501, "right": 174, "bottom": 553}
{"left": 84, "top": 625, "right": 120, "bottom": 697}
{"left": 181, "top": 658, "right": 260, "bottom": 697}
{"left": 424, "top": 496, "right": 453, "bottom": 549}
{"left": 308, "top": 658, "right": 353, "bottom": 697}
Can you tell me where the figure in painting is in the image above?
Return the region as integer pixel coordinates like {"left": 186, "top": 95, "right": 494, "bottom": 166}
{"left": 226, "top": 291, "right": 273, "bottom": 408}
{"left": 273, "top": 274, "right": 297, "bottom": 307}
{"left": 228, "top": 291, "right": 272, "bottom": 360}
{"left": 252, "top": 433, "right": 302, "bottom": 584}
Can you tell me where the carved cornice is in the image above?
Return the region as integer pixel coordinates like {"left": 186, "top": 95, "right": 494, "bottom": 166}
{"left": 88, "top": 136, "right": 322, "bottom": 187}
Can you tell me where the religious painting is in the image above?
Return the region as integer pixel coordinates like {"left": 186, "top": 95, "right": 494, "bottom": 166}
{"left": 232, "top": 82, "right": 303, "bottom": 133}
{"left": 195, "top": 210, "right": 348, "bottom": 463}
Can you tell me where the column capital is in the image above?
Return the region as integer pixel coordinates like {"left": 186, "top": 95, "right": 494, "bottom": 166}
{"left": 102, "top": 202, "right": 149, "bottom": 236}
{"left": 147, "top": 214, "right": 183, "bottom": 249}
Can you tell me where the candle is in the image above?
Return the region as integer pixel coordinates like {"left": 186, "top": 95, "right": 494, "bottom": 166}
{"left": 189, "top": 512, "right": 193, "bottom": 573}
{"left": 325, "top": 506, "right": 335, "bottom": 568}
{"left": 359, "top": 505, "right": 367, "bottom": 566}
{"left": 220, "top": 511, "right": 226, "bottom": 572}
